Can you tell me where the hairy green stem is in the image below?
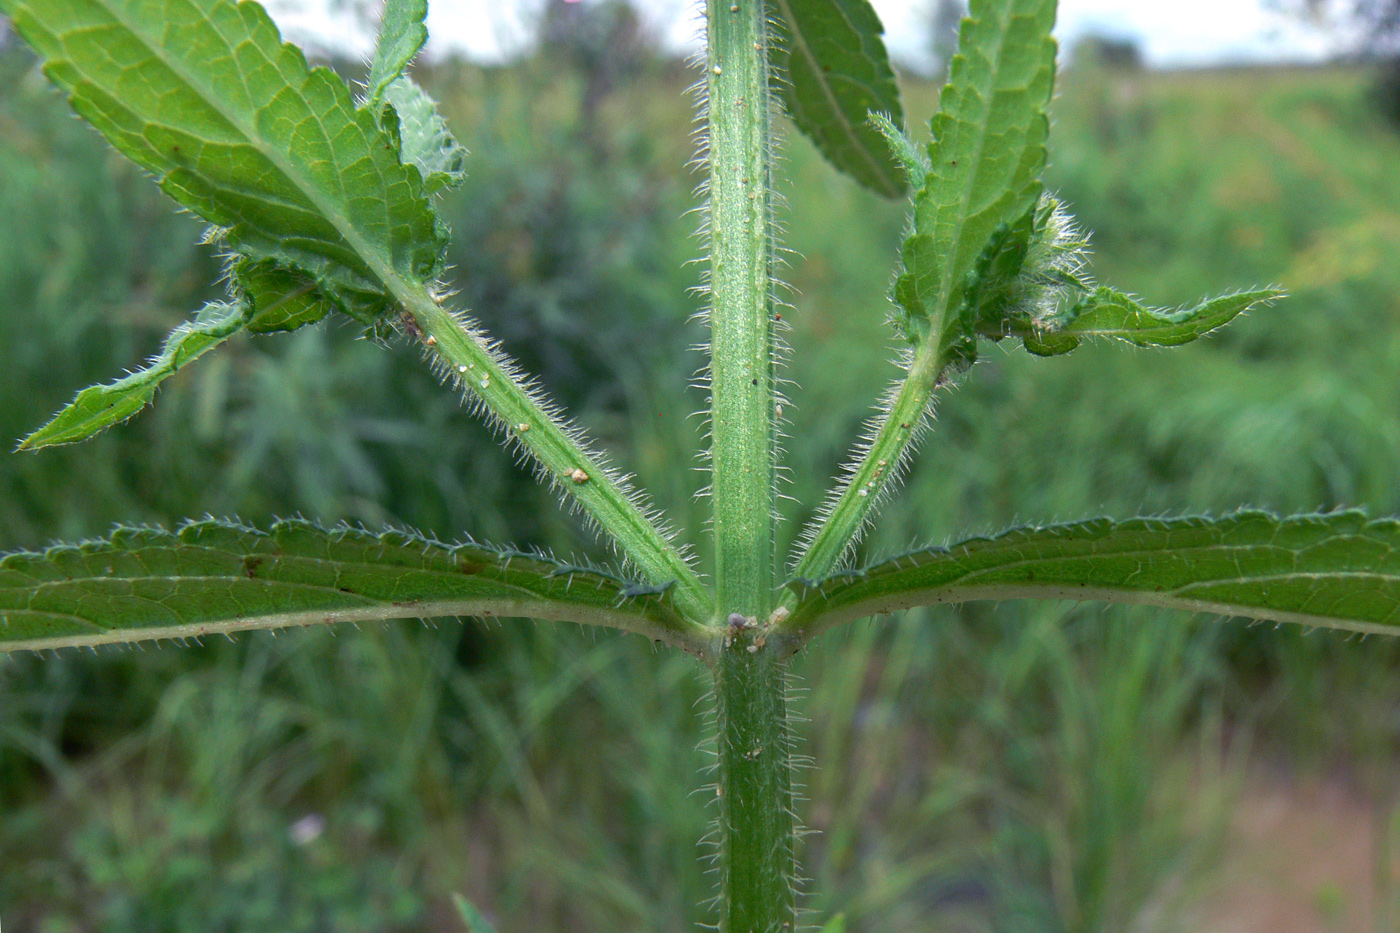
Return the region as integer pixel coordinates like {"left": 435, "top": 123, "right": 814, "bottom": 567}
{"left": 708, "top": 0, "right": 777, "bottom": 620}
{"left": 398, "top": 283, "right": 714, "bottom": 629}
{"left": 788, "top": 341, "right": 952, "bottom": 596}
{"left": 706, "top": 0, "right": 794, "bottom": 927}
{"left": 714, "top": 641, "right": 796, "bottom": 933}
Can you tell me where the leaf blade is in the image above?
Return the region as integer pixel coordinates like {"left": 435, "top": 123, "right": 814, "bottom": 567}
{"left": 366, "top": 0, "right": 428, "bottom": 105}
{"left": 0, "top": 0, "right": 442, "bottom": 324}
{"left": 1020, "top": 287, "right": 1282, "bottom": 356}
{"left": 781, "top": 512, "right": 1400, "bottom": 642}
{"left": 383, "top": 77, "right": 467, "bottom": 194}
{"left": 893, "top": 0, "right": 1057, "bottom": 347}
{"left": 771, "top": 0, "right": 908, "bottom": 197}
{"left": 0, "top": 520, "right": 704, "bottom": 653}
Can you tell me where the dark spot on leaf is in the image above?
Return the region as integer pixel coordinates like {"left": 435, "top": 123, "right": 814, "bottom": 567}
{"left": 338, "top": 586, "right": 356, "bottom": 594}
{"left": 459, "top": 560, "right": 485, "bottom": 575}
{"left": 243, "top": 556, "right": 263, "bottom": 579}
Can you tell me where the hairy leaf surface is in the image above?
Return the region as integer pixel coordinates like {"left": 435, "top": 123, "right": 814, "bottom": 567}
{"left": 0, "top": 0, "right": 443, "bottom": 325}
{"left": 383, "top": 77, "right": 467, "bottom": 194}
{"left": 1019, "top": 287, "right": 1282, "bottom": 356}
{"left": 771, "top": 0, "right": 907, "bottom": 197}
{"left": 782, "top": 512, "right": 1400, "bottom": 641}
{"left": 363, "top": 0, "right": 465, "bottom": 196}
{"left": 0, "top": 521, "right": 697, "bottom": 652}
{"left": 893, "top": 0, "right": 1056, "bottom": 349}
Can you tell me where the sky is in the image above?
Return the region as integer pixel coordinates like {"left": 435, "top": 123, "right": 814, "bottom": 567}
{"left": 262, "top": 0, "right": 1352, "bottom": 71}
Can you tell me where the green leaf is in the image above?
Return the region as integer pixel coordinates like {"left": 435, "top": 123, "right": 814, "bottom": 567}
{"left": 382, "top": 77, "right": 467, "bottom": 194}
{"left": 19, "top": 302, "right": 252, "bottom": 450}
{"left": 770, "top": 0, "right": 907, "bottom": 197}
{"left": 780, "top": 512, "right": 1400, "bottom": 642}
{"left": 0, "top": 520, "right": 702, "bottom": 653}
{"left": 366, "top": 0, "right": 427, "bottom": 106}
{"left": 1019, "top": 286, "right": 1282, "bottom": 356}
{"left": 452, "top": 894, "right": 499, "bottom": 933}
{"left": 893, "top": 0, "right": 1056, "bottom": 350}
{"left": 0, "top": 0, "right": 443, "bottom": 325}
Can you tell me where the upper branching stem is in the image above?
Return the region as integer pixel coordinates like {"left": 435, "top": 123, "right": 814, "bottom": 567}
{"left": 786, "top": 332, "right": 953, "bottom": 608}
{"left": 397, "top": 282, "right": 714, "bottom": 631}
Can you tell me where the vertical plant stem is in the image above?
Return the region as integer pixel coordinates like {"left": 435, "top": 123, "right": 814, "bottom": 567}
{"left": 708, "top": 0, "right": 776, "bottom": 618}
{"left": 715, "top": 645, "right": 796, "bottom": 932}
{"left": 706, "top": 0, "right": 795, "bottom": 928}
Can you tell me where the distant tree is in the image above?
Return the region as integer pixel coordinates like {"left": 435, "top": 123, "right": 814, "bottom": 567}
{"left": 540, "top": 0, "right": 657, "bottom": 116}
{"left": 1276, "top": 0, "right": 1400, "bottom": 124}
{"left": 1072, "top": 33, "right": 1145, "bottom": 71}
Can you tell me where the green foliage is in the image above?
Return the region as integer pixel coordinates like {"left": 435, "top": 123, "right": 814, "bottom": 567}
{"left": 382, "top": 76, "right": 467, "bottom": 194}
{"left": 0, "top": 519, "right": 695, "bottom": 650}
{"left": 1, "top": 0, "right": 444, "bottom": 446}
{"left": 2, "top": 0, "right": 1400, "bottom": 924}
{"left": 770, "top": 0, "right": 907, "bottom": 197}
{"left": 365, "top": 0, "right": 466, "bottom": 196}
{"left": 784, "top": 511, "right": 1400, "bottom": 640}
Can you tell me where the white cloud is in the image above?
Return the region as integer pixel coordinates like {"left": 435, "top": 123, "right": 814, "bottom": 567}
{"left": 262, "top": 0, "right": 1348, "bottom": 69}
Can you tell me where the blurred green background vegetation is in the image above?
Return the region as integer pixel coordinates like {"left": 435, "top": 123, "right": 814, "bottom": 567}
{"left": 4, "top": 4, "right": 1400, "bottom": 930}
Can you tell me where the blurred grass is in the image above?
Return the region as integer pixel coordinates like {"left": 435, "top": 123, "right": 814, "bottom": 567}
{"left": 2, "top": 17, "right": 1400, "bottom": 930}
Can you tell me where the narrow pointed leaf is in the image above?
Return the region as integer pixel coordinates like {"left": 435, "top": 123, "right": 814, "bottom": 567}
{"left": 19, "top": 268, "right": 329, "bottom": 449}
{"left": 0, "top": 0, "right": 443, "bottom": 325}
{"left": 383, "top": 77, "right": 467, "bottom": 194}
{"left": 19, "top": 302, "right": 252, "bottom": 450}
{"left": 0, "top": 520, "right": 703, "bottom": 653}
{"left": 771, "top": 0, "right": 907, "bottom": 197}
{"left": 366, "top": 0, "right": 427, "bottom": 106}
{"left": 893, "top": 0, "right": 1056, "bottom": 350}
{"left": 780, "top": 512, "right": 1400, "bottom": 643}
{"left": 1019, "top": 286, "right": 1282, "bottom": 356}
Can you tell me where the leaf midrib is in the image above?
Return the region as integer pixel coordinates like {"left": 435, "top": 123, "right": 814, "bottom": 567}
{"left": 11, "top": 569, "right": 617, "bottom": 604}
{"left": 0, "top": 595, "right": 672, "bottom": 652}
